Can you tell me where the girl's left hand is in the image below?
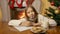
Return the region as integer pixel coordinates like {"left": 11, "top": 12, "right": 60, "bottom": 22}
{"left": 32, "top": 23, "right": 41, "bottom": 27}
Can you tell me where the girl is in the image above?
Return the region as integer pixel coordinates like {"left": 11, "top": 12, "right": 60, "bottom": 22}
{"left": 9, "top": 6, "right": 57, "bottom": 29}
{"left": 20, "top": 6, "right": 57, "bottom": 28}
{"left": 8, "top": 6, "right": 57, "bottom": 34}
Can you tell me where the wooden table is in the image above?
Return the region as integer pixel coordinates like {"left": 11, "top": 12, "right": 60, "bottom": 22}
{"left": 47, "top": 26, "right": 60, "bottom": 34}
{"left": 8, "top": 26, "right": 60, "bottom": 34}
{"left": 8, "top": 26, "right": 33, "bottom": 34}
{"left": 0, "top": 22, "right": 60, "bottom": 34}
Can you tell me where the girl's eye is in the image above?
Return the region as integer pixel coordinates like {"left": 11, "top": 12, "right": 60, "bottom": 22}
{"left": 31, "top": 10, "right": 34, "bottom": 12}
{"left": 27, "top": 12, "right": 30, "bottom": 13}
{"left": 31, "top": 10, "right": 33, "bottom": 12}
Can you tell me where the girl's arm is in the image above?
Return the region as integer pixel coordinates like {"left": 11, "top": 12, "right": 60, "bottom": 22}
{"left": 38, "top": 14, "right": 57, "bottom": 28}
{"left": 38, "top": 14, "right": 49, "bottom": 29}
{"left": 48, "top": 18, "right": 57, "bottom": 27}
{"left": 20, "top": 21, "right": 32, "bottom": 26}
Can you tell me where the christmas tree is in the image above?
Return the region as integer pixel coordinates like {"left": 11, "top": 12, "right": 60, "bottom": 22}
{"left": 46, "top": 7, "right": 60, "bottom": 20}
{"left": 45, "top": 0, "right": 60, "bottom": 25}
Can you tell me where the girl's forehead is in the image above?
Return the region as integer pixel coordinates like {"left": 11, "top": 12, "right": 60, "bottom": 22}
{"left": 27, "top": 7, "right": 33, "bottom": 11}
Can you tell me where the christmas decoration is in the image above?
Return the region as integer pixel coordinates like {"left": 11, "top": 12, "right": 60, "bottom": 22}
{"left": 48, "top": 0, "right": 60, "bottom": 9}
{"left": 58, "top": 6, "right": 60, "bottom": 9}
{"left": 50, "top": 16, "right": 53, "bottom": 18}
{"left": 45, "top": 0, "right": 60, "bottom": 25}
{"left": 8, "top": 0, "right": 34, "bottom": 9}
{"left": 9, "top": 0, "right": 15, "bottom": 9}
{"left": 55, "top": 9, "right": 60, "bottom": 14}
{"left": 22, "top": 0, "right": 28, "bottom": 7}
{"left": 50, "top": 1, "right": 54, "bottom": 6}
{"left": 46, "top": 7, "right": 60, "bottom": 20}
{"left": 16, "top": 0, "right": 23, "bottom": 8}
{"left": 46, "top": 7, "right": 60, "bottom": 25}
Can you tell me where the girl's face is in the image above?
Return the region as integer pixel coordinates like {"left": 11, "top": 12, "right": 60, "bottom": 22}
{"left": 26, "top": 7, "right": 35, "bottom": 18}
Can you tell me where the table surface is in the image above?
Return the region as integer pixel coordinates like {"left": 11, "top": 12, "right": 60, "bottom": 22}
{"left": 0, "top": 22, "right": 60, "bottom": 34}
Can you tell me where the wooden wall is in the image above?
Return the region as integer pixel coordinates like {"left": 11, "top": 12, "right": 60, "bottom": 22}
{"left": 0, "top": 7, "right": 2, "bottom": 34}
{"left": 41, "top": 0, "right": 50, "bottom": 15}
{"left": 0, "top": 7, "right": 2, "bottom": 21}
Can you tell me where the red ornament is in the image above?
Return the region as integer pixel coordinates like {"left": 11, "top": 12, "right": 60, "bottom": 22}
{"left": 16, "top": 0, "right": 23, "bottom": 8}
{"left": 9, "top": 0, "right": 15, "bottom": 9}
{"left": 50, "top": 1, "right": 54, "bottom": 6}
{"left": 58, "top": 6, "right": 60, "bottom": 9}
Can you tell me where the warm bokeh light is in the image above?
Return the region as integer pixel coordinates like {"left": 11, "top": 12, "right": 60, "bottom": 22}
{"left": 18, "top": 11, "right": 25, "bottom": 19}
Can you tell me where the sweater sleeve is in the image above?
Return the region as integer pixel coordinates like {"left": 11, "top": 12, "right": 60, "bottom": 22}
{"left": 38, "top": 14, "right": 49, "bottom": 33}
{"left": 38, "top": 14, "right": 49, "bottom": 29}
{"left": 48, "top": 18, "right": 57, "bottom": 26}
{"left": 38, "top": 14, "right": 57, "bottom": 27}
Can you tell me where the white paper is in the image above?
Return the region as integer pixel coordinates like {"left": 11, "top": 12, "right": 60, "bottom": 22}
{"left": 14, "top": 26, "right": 32, "bottom": 32}
{"left": 8, "top": 20, "right": 22, "bottom": 26}
{"left": 8, "top": 18, "right": 27, "bottom": 26}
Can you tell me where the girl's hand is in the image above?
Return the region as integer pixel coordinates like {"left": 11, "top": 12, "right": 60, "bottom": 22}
{"left": 32, "top": 23, "right": 41, "bottom": 27}
{"left": 20, "top": 21, "right": 32, "bottom": 26}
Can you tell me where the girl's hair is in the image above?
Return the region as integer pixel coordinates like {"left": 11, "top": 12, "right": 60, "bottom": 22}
{"left": 25, "top": 6, "right": 38, "bottom": 18}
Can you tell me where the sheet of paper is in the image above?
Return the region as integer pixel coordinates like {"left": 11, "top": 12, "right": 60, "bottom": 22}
{"left": 14, "top": 26, "right": 32, "bottom": 32}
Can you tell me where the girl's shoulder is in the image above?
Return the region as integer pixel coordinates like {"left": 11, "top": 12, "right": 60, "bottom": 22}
{"left": 38, "top": 14, "right": 48, "bottom": 19}
{"left": 38, "top": 14, "right": 43, "bottom": 17}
